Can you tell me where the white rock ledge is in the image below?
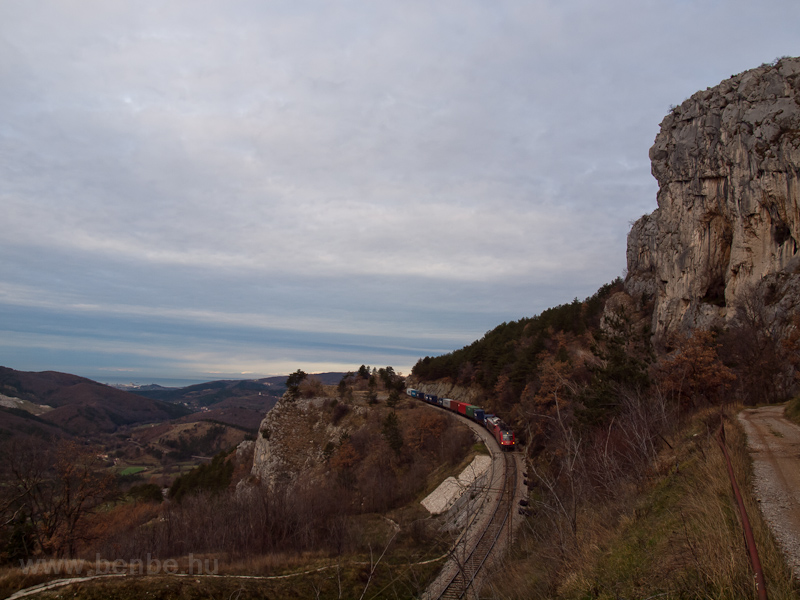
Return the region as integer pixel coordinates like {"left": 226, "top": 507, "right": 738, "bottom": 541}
{"left": 421, "top": 454, "right": 492, "bottom": 515}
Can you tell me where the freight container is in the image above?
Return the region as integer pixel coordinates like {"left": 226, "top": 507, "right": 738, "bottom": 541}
{"left": 441, "top": 398, "right": 451, "bottom": 410}
{"left": 472, "top": 408, "right": 485, "bottom": 423}
{"left": 465, "top": 405, "right": 485, "bottom": 423}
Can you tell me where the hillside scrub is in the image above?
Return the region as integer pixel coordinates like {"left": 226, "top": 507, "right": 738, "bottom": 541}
{"left": 412, "top": 279, "right": 624, "bottom": 395}
{"left": 0, "top": 439, "right": 116, "bottom": 561}
{"left": 489, "top": 407, "right": 798, "bottom": 599}
{"left": 0, "top": 383, "right": 476, "bottom": 598}
{"left": 785, "top": 396, "right": 800, "bottom": 426}
{"left": 168, "top": 451, "right": 234, "bottom": 502}
{"left": 159, "top": 422, "right": 231, "bottom": 460}
{"left": 412, "top": 279, "right": 799, "bottom": 597}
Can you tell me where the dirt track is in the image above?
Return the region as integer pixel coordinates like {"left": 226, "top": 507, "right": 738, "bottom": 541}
{"left": 738, "top": 405, "right": 800, "bottom": 579}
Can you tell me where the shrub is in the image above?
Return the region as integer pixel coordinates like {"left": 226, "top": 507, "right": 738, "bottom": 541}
{"left": 331, "top": 402, "right": 349, "bottom": 425}
{"left": 128, "top": 483, "right": 163, "bottom": 503}
{"left": 785, "top": 396, "right": 800, "bottom": 426}
{"left": 168, "top": 452, "right": 234, "bottom": 503}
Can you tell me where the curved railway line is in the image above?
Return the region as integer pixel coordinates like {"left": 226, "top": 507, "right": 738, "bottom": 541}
{"left": 432, "top": 451, "right": 518, "bottom": 600}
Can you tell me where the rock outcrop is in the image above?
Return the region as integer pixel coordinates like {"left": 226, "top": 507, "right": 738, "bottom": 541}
{"left": 626, "top": 57, "right": 800, "bottom": 344}
{"left": 249, "top": 396, "right": 360, "bottom": 490}
{"left": 406, "top": 379, "right": 483, "bottom": 406}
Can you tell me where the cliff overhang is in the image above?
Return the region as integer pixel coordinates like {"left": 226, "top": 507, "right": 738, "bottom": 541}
{"left": 625, "top": 57, "right": 800, "bottom": 346}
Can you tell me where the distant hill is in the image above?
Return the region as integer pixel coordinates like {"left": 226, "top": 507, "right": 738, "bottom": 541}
{"left": 130, "top": 372, "right": 346, "bottom": 408}
{"left": 174, "top": 406, "right": 271, "bottom": 433}
{"left": 0, "top": 368, "right": 347, "bottom": 438}
{"left": 0, "top": 406, "right": 67, "bottom": 441}
{"left": 294, "top": 372, "right": 349, "bottom": 385}
{"left": 131, "top": 378, "right": 283, "bottom": 407}
{"left": 0, "top": 366, "right": 191, "bottom": 436}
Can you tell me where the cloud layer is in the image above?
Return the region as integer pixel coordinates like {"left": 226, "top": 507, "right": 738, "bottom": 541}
{"left": 1, "top": 1, "right": 798, "bottom": 381}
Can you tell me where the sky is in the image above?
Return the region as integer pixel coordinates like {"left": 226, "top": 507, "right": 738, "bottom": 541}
{"left": 1, "top": 1, "right": 798, "bottom": 384}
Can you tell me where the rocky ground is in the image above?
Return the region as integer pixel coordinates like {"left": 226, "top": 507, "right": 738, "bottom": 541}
{"left": 739, "top": 405, "right": 800, "bottom": 579}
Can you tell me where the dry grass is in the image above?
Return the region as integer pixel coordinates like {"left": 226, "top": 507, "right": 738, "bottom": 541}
{"left": 0, "top": 547, "right": 445, "bottom": 600}
{"left": 485, "top": 406, "right": 799, "bottom": 599}
{"left": 0, "top": 565, "right": 58, "bottom": 599}
{"left": 0, "top": 399, "right": 468, "bottom": 599}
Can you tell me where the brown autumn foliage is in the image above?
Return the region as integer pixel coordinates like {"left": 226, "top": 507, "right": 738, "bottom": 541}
{"left": 298, "top": 376, "right": 326, "bottom": 399}
{"left": 513, "top": 335, "right": 585, "bottom": 450}
{"left": 81, "top": 400, "right": 473, "bottom": 562}
{"left": 82, "top": 501, "right": 162, "bottom": 558}
{"left": 405, "top": 410, "right": 447, "bottom": 453}
{"left": 656, "top": 330, "right": 736, "bottom": 408}
{"left": 329, "top": 438, "right": 361, "bottom": 489}
{"left": 1, "top": 438, "right": 115, "bottom": 559}
{"left": 718, "top": 284, "right": 799, "bottom": 404}
{"left": 784, "top": 313, "right": 800, "bottom": 381}
{"left": 490, "top": 374, "right": 517, "bottom": 417}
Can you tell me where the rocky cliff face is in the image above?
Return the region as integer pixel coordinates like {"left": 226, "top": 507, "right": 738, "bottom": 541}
{"left": 626, "top": 57, "right": 800, "bottom": 344}
{"left": 405, "top": 379, "right": 482, "bottom": 405}
{"left": 248, "top": 396, "right": 359, "bottom": 490}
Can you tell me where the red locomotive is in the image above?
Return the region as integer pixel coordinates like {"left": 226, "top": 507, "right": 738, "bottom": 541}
{"left": 406, "top": 388, "right": 516, "bottom": 452}
{"left": 483, "top": 414, "right": 515, "bottom": 451}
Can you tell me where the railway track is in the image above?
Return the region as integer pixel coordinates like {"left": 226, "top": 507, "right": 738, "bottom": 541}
{"left": 434, "top": 452, "right": 517, "bottom": 600}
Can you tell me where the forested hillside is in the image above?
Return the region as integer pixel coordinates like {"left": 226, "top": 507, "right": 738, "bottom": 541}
{"left": 411, "top": 277, "right": 659, "bottom": 437}
{"left": 0, "top": 367, "right": 191, "bottom": 436}
{"left": 411, "top": 274, "right": 800, "bottom": 598}
{"left": 413, "top": 279, "right": 622, "bottom": 391}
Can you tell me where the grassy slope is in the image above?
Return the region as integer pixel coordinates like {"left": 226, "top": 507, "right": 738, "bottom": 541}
{"left": 494, "top": 406, "right": 798, "bottom": 600}
{"left": 0, "top": 546, "right": 445, "bottom": 600}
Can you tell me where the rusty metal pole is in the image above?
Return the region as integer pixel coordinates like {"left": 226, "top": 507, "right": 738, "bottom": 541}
{"left": 717, "top": 423, "right": 768, "bottom": 600}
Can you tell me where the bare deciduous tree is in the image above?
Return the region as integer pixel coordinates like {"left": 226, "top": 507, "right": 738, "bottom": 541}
{"left": 2, "top": 438, "right": 114, "bottom": 559}
{"left": 721, "top": 282, "right": 798, "bottom": 403}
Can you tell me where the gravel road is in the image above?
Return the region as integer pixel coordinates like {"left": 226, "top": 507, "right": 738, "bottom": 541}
{"left": 738, "top": 405, "right": 800, "bottom": 579}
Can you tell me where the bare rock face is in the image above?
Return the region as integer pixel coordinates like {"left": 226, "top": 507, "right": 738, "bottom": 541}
{"left": 626, "top": 57, "right": 800, "bottom": 344}
{"left": 249, "top": 396, "right": 357, "bottom": 490}
{"left": 406, "top": 379, "right": 482, "bottom": 406}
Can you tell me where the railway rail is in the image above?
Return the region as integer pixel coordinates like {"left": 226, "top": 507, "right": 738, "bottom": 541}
{"left": 434, "top": 452, "right": 517, "bottom": 600}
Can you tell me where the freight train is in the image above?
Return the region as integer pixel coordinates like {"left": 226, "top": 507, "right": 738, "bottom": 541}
{"left": 405, "top": 388, "right": 516, "bottom": 451}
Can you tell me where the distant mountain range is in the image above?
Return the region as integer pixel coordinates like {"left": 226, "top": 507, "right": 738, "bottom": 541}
{"left": 0, "top": 367, "right": 346, "bottom": 439}
{"left": 129, "top": 378, "right": 286, "bottom": 406}
{"left": 122, "top": 372, "right": 345, "bottom": 402}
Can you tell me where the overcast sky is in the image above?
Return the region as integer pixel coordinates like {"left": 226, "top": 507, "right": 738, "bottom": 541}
{"left": 1, "top": 1, "right": 798, "bottom": 384}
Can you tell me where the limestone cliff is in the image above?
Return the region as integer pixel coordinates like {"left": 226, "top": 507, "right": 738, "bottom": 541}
{"left": 248, "top": 396, "right": 361, "bottom": 490}
{"left": 626, "top": 57, "right": 800, "bottom": 344}
{"left": 405, "top": 379, "right": 482, "bottom": 406}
